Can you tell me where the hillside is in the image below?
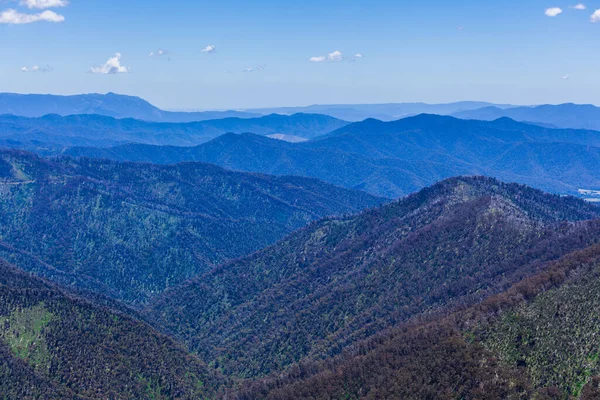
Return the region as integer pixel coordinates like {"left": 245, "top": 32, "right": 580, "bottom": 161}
{"left": 0, "top": 259, "right": 225, "bottom": 399}
{"left": 453, "top": 103, "right": 600, "bottom": 131}
{"left": 0, "top": 92, "right": 259, "bottom": 122}
{"left": 0, "top": 112, "right": 349, "bottom": 152}
{"left": 238, "top": 241, "right": 600, "bottom": 399}
{"left": 0, "top": 149, "right": 382, "bottom": 304}
{"left": 68, "top": 115, "right": 600, "bottom": 198}
{"left": 146, "top": 177, "right": 600, "bottom": 378}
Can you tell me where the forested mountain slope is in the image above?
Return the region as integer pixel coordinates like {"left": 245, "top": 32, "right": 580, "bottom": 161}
{"left": 68, "top": 115, "right": 600, "bottom": 198}
{"left": 0, "top": 149, "right": 382, "bottom": 304}
{"left": 0, "top": 259, "right": 225, "bottom": 399}
{"left": 237, "top": 239, "right": 600, "bottom": 399}
{"left": 147, "top": 177, "right": 600, "bottom": 379}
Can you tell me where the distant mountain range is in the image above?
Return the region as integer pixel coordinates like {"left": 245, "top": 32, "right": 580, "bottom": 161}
{"left": 0, "top": 149, "right": 382, "bottom": 304}
{"left": 0, "top": 92, "right": 260, "bottom": 122}
{"left": 1, "top": 92, "right": 517, "bottom": 122}
{"left": 0, "top": 112, "right": 349, "bottom": 152}
{"left": 247, "top": 101, "right": 516, "bottom": 122}
{"left": 5, "top": 92, "right": 600, "bottom": 131}
{"left": 67, "top": 115, "right": 600, "bottom": 198}
{"left": 454, "top": 103, "right": 600, "bottom": 131}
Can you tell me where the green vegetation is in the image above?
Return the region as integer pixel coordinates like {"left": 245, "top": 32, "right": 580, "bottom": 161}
{"left": 0, "top": 259, "right": 225, "bottom": 399}
{"left": 478, "top": 262, "right": 600, "bottom": 397}
{"left": 0, "top": 303, "right": 54, "bottom": 372}
{"left": 0, "top": 149, "right": 382, "bottom": 304}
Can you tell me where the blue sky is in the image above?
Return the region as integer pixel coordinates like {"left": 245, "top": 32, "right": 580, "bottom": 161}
{"left": 0, "top": 0, "right": 599, "bottom": 109}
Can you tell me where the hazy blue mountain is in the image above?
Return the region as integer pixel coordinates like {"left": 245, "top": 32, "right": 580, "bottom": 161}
{"left": 0, "top": 92, "right": 260, "bottom": 122}
{"left": 248, "top": 101, "right": 516, "bottom": 121}
{"left": 67, "top": 115, "right": 600, "bottom": 198}
{"left": 0, "top": 112, "right": 349, "bottom": 151}
{"left": 453, "top": 103, "right": 600, "bottom": 131}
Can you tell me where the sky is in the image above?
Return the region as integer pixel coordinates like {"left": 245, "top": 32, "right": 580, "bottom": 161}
{"left": 0, "top": 0, "right": 599, "bottom": 110}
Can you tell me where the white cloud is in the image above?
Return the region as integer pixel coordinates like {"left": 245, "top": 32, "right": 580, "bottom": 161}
{"left": 562, "top": 74, "right": 570, "bottom": 80}
{"left": 20, "top": 0, "right": 68, "bottom": 9}
{"left": 310, "top": 50, "right": 364, "bottom": 63}
{"left": 591, "top": 9, "right": 600, "bottom": 22}
{"left": 21, "top": 65, "right": 53, "bottom": 72}
{"left": 327, "top": 50, "right": 344, "bottom": 62}
{"left": 149, "top": 49, "right": 169, "bottom": 57}
{"left": 201, "top": 45, "right": 217, "bottom": 53}
{"left": 90, "top": 53, "right": 130, "bottom": 74}
{"left": 0, "top": 8, "right": 64, "bottom": 24}
{"left": 544, "top": 7, "right": 563, "bottom": 16}
{"left": 571, "top": 3, "right": 586, "bottom": 10}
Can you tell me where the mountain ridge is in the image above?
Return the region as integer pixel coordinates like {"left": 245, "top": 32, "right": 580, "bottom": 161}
{"left": 67, "top": 115, "right": 600, "bottom": 198}
{"left": 454, "top": 103, "right": 600, "bottom": 131}
{"left": 0, "top": 148, "right": 383, "bottom": 304}
{"left": 146, "top": 176, "right": 600, "bottom": 378}
{"left": 0, "top": 92, "right": 260, "bottom": 122}
{"left": 0, "top": 111, "right": 349, "bottom": 151}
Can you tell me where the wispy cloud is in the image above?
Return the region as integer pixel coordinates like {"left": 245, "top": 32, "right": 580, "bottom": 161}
{"left": 21, "top": 64, "right": 53, "bottom": 72}
{"left": 19, "top": 0, "right": 68, "bottom": 9}
{"left": 149, "top": 49, "right": 169, "bottom": 57}
{"left": 571, "top": 3, "right": 586, "bottom": 10}
{"left": 562, "top": 74, "right": 570, "bottom": 80}
{"left": 591, "top": 9, "right": 600, "bottom": 22}
{"left": 243, "top": 65, "right": 266, "bottom": 72}
{"left": 309, "top": 56, "right": 326, "bottom": 63}
{"left": 0, "top": 8, "right": 64, "bottom": 24}
{"left": 544, "top": 7, "right": 563, "bottom": 16}
{"left": 201, "top": 45, "right": 217, "bottom": 53}
{"left": 90, "top": 53, "right": 131, "bottom": 74}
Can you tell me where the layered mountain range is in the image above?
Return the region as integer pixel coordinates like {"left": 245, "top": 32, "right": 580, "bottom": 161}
{"left": 0, "top": 112, "right": 348, "bottom": 152}
{"left": 4, "top": 171, "right": 600, "bottom": 399}
{"left": 68, "top": 114, "right": 600, "bottom": 198}
{"left": 3, "top": 92, "right": 600, "bottom": 399}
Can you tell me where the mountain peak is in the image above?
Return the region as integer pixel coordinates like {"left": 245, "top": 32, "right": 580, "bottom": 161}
{"left": 148, "top": 176, "right": 600, "bottom": 378}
